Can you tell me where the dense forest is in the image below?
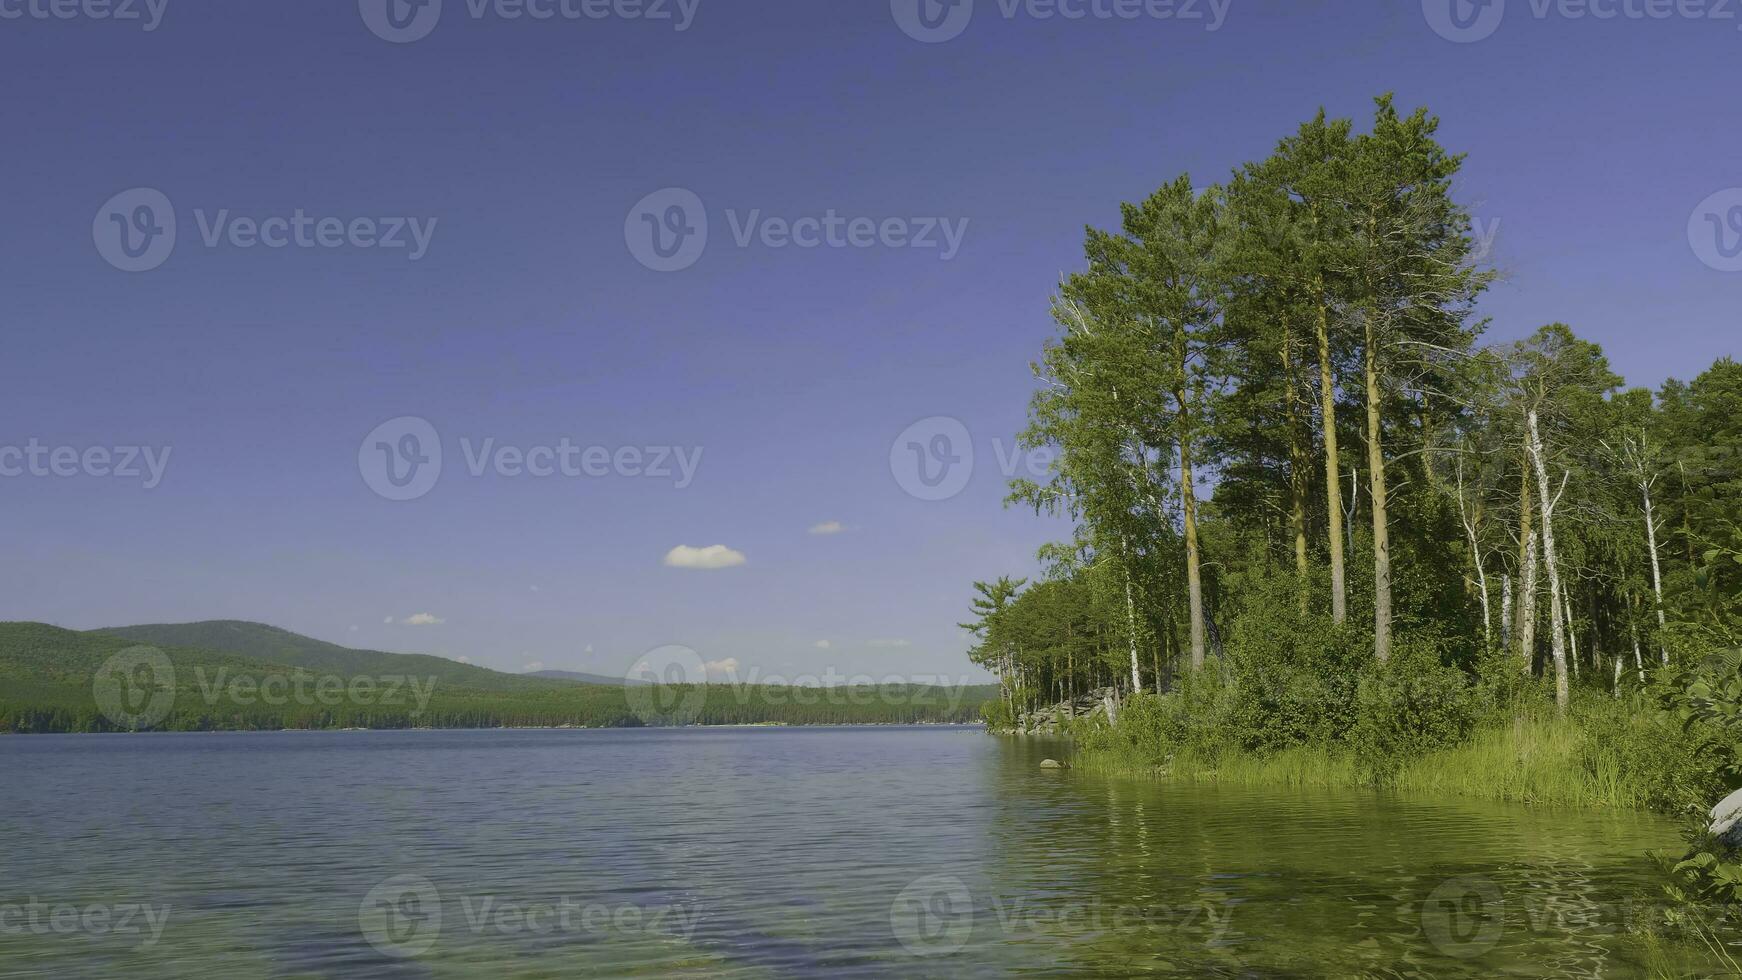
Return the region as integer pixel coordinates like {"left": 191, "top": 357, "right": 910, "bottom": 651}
{"left": 962, "top": 97, "right": 1742, "bottom": 820}
{"left": 0, "top": 623, "right": 992, "bottom": 732}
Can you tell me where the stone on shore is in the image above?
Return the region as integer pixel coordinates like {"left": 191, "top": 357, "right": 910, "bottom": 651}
{"left": 1039, "top": 759, "right": 1066, "bottom": 769}
{"left": 1710, "top": 788, "right": 1742, "bottom": 847}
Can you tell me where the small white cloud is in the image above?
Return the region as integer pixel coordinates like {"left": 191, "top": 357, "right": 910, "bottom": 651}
{"left": 383, "top": 616, "right": 394, "bottom": 624}
{"left": 584, "top": 644, "right": 594, "bottom": 654}
{"left": 703, "top": 657, "right": 740, "bottom": 677}
{"left": 807, "top": 521, "right": 845, "bottom": 536}
{"left": 814, "top": 639, "right": 831, "bottom": 649}
{"left": 456, "top": 656, "right": 471, "bottom": 664}
{"left": 348, "top": 625, "right": 359, "bottom": 632}
{"left": 663, "top": 544, "right": 747, "bottom": 570}
{"left": 868, "top": 638, "right": 912, "bottom": 648}
{"left": 401, "top": 613, "right": 445, "bottom": 627}
{"left": 524, "top": 660, "right": 545, "bottom": 672}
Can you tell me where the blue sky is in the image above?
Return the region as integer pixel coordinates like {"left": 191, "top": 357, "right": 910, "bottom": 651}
{"left": 1, "top": 0, "right": 1736, "bottom": 682}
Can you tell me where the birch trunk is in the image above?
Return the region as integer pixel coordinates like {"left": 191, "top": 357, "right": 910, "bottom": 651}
{"left": 1527, "top": 408, "right": 1570, "bottom": 711}
{"left": 1284, "top": 317, "right": 1310, "bottom": 614}
{"left": 1177, "top": 353, "right": 1206, "bottom": 671}
{"left": 1315, "top": 285, "right": 1347, "bottom": 624}
{"left": 1643, "top": 481, "right": 1668, "bottom": 664}
{"left": 1363, "top": 313, "right": 1393, "bottom": 663}
{"left": 1122, "top": 543, "right": 1142, "bottom": 694}
{"left": 1517, "top": 466, "right": 1539, "bottom": 671}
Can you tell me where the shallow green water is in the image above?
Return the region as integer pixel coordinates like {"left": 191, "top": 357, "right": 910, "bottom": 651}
{"left": 0, "top": 727, "right": 1718, "bottom": 977}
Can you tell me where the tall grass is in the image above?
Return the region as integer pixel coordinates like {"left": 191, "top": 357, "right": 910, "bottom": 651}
{"left": 1077, "top": 708, "right": 1689, "bottom": 810}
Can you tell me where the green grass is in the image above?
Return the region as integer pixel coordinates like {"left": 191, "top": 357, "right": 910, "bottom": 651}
{"left": 1077, "top": 712, "right": 1676, "bottom": 810}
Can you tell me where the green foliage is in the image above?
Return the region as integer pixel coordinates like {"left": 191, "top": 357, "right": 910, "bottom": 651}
{"left": 0, "top": 622, "right": 992, "bottom": 733}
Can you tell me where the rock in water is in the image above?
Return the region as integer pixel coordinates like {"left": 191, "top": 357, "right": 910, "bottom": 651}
{"left": 1039, "top": 759, "right": 1065, "bottom": 770}
{"left": 1711, "top": 788, "right": 1742, "bottom": 847}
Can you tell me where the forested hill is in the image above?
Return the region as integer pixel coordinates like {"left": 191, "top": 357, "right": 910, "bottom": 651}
{"left": 0, "top": 622, "right": 990, "bottom": 733}
{"left": 98, "top": 620, "right": 558, "bottom": 691}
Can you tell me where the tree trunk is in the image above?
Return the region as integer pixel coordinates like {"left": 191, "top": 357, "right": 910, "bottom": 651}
{"left": 1284, "top": 316, "right": 1310, "bottom": 614}
{"left": 1517, "top": 465, "right": 1539, "bottom": 671}
{"left": 1363, "top": 313, "right": 1392, "bottom": 664}
{"left": 1527, "top": 408, "right": 1570, "bottom": 711}
{"left": 1180, "top": 417, "right": 1207, "bottom": 671}
{"left": 1315, "top": 287, "right": 1347, "bottom": 624}
{"left": 1122, "top": 541, "right": 1142, "bottom": 694}
{"left": 1176, "top": 341, "right": 1207, "bottom": 671}
{"left": 1501, "top": 574, "right": 1514, "bottom": 652}
{"left": 1643, "top": 480, "right": 1668, "bottom": 664}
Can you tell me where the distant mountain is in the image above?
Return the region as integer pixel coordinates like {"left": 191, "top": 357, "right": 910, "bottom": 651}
{"left": 529, "top": 669, "right": 647, "bottom": 686}
{"left": 96, "top": 620, "right": 551, "bottom": 692}
{"left": 0, "top": 620, "right": 995, "bottom": 733}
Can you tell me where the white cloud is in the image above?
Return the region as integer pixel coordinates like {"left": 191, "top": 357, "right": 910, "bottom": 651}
{"left": 383, "top": 616, "right": 394, "bottom": 624}
{"left": 814, "top": 639, "right": 831, "bottom": 649}
{"left": 584, "top": 644, "right": 594, "bottom": 654}
{"left": 401, "top": 613, "right": 445, "bottom": 627}
{"left": 807, "top": 521, "right": 845, "bottom": 536}
{"left": 348, "top": 625, "right": 359, "bottom": 632}
{"left": 868, "top": 638, "right": 912, "bottom": 648}
{"left": 524, "top": 660, "right": 545, "bottom": 672}
{"left": 663, "top": 544, "right": 747, "bottom": 570}
{"left": 703, "top": 657, "right": 740, "bottom": 677}
{"left": 456, "top": 656, "right": 471, "bottom": 664}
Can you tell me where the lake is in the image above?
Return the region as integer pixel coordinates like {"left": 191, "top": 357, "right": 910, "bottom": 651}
{"left": 0, "top": 727, "right": 1701, "bottom": 977}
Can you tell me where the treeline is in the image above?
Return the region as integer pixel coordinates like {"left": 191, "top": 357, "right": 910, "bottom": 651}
{"left": 0, "top": 680, "right": 990, "bottom": 733}
{"left": 963, "top": 95, "right": 1742, "bottom": 731}
{"left": 0, "top": 623, "right": 993, "bottom": 732}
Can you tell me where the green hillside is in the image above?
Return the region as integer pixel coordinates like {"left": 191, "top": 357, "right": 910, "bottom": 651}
{"left": 97, "top": 620, "right": 546, "bottom": 691}
{"left": 0, "top": 622, "right": 991, "bottom": 733}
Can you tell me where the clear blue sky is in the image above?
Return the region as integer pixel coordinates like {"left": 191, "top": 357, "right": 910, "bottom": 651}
{"left": 1, "top": 0, "right": 1735, "bottom": 681}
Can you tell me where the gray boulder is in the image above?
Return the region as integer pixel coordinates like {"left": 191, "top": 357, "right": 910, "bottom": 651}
{"left": 1039, "top": 759, "right": 1066, "bottom": 770}
{"left": 1710, "top": 787, "right": 1742, "bottom": 848}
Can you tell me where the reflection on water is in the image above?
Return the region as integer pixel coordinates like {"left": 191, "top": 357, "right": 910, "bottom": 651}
{"left": 0, "top": 728, "right": 1710, "bottom": 977}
